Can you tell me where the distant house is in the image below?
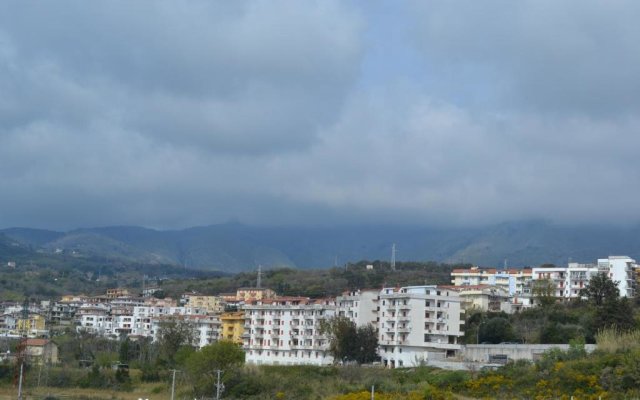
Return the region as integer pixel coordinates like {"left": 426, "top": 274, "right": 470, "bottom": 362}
{"left": 106, "top": 288, "right": 130, "bottom": 299}
{"left": 24, "top": 339, "right": 59, "bottom": 364}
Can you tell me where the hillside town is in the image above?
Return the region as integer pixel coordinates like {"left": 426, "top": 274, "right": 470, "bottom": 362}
{"left": 1, "top": 256, "right": 637, "bottom": 369}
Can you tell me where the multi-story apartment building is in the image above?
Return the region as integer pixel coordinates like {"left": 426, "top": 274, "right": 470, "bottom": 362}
{"left": 236, "top": 288, "right": 277, "bottom": 303}
{"left": 220, "top": 311, "right": 245, "bottom": 344}
{"left": 451, "top": 267, "right": 532, "bottom": 296}
{"left": 180, "top": 293, "right": 224, "bottom": 314}
{"left": 598, "top": 256, "right": 637, "bottom": 297}
{"left": 532, "top": 256, "right": 638, "bottom": 300}
{"left": 378, "top": 286, "right": 465, "bottom": 368}
{"left": 17, "top": 313, "right": 48, "bottom": 336}
{"left": 336, "top": 289, "right": 379, "bottom": 327}
{"left": 106, "top": 288, "right": 130, "bottom": 299}
{"left": 187, "top": 314, "right": 221, "bottom": 348}
{"left": 50, "top": 300, "right": 82, "bottom": 326}
{"left": 111, "top": 298, "right": 145, "bottom": 316}
{"left": 78, "top": 312, "right": 112, "bottom": 336}
{"left": 149, "top": 314, "right": 220, "bottom": 348}
{"left": 531, "top": 264, "right": 592, "bottom": 299}
{"left": 243, "top": 297, "right": 335, "bottom": 366}
{"left": 446, "top": 285, "right": 512, "bottom": 313}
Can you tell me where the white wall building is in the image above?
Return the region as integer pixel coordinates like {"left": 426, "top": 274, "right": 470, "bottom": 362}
{"left": 451, "top": 267, "right": 532, "bottom": 296}
{"left": 378, "top": 286, "right": 465, "bottom": 368}
{"left": 531, "top": 256, "right": 637, "bottom": 300}
{"left": 243, "top": 297, "right": 335, "bottom": 366}
{"left": 336, "top": 289, "right": 379, "bottom": 327}
{"left": 598, "top": 256, "right": 637, "bottom": 297}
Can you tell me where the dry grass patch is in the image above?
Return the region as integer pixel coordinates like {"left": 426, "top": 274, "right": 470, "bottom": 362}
{"left": 595, "top": 328, "right": 640, "bottom": 353}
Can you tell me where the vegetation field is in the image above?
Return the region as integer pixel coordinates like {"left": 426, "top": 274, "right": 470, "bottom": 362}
{"left": 3, "top": 329, "right": 640, "bottom": 399}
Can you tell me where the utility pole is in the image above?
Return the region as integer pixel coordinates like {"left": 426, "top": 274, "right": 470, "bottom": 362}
{"left": 371, "top": 384, "right": 375, "bottom": 400}
{"left": 170, "top": 369, "right": 178, "bottom": 400}
{"left": 17, "top": 362, "right": 24, "bottom": 400}
{"left": 391, "top": 243, "right": 396, "bottom": 271}
{"left": 215, "top": 369, "right": 224, "bottom": 400}
{"left": 257, "top": 265, "right": 262, "bottom": 289}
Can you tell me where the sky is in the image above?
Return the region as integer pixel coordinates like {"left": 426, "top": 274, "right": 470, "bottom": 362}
{"left": 1, "top": 1, "right": 640, "bottom": 230}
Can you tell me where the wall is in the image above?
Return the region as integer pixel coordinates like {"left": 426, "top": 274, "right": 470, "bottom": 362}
{"left": 461, "top": 344, "right": 597, "bottom": 363}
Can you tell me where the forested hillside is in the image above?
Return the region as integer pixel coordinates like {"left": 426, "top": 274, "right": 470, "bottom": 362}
{"left": 4, "top": 221, "right": 640, "bottom": 272}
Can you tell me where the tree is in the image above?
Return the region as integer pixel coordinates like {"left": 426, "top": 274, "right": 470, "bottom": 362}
{"left": 319, "top": 316, "right": 358, "bottom": 363}
{"left": 320, "top": 316, "right": 379, "bottom": 364}
{"left": 532, "top": 279, "right": 556, "bottom": 308}
{"left": 354, "top": 325, "right": 379, "bottom": 364}
{"left": 594, "top": 296, "right": 636, "bottom": 331}
{"left": 583, "top": 273, "right": 635, "bottom": 331}
{"left": 582, "top": 273, "right": 619, "bottom": 306}
{"left": 157, "top": 317, "right": 194, "bottom": 366}
{"left": 478, "top": 317, "right": 516, "bottom": 344}
{"left": 118, "top": 338, "right": 130, "bottom": 363}
{"left": 185, "top": 341, "right": 245, "bottom": 397}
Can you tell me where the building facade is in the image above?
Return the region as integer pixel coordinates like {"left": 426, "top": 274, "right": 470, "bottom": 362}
{"left": 336, "top": 289, "right": 379, "bottom": 327}
{"left": 378, "top": 286, "right": 465, "bottom": 368}
{"left": 243, "top": 297, "right": 335, "bottom": 366}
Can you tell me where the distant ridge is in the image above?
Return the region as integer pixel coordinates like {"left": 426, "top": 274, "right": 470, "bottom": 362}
{"left": 2, "top": 220, "right": 640, "bottom": 273}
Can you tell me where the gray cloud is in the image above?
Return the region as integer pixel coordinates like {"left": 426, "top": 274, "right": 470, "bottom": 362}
{"left": 0, "top": 1, "right": 363, "bottom": 154}
{"left": 409, "top": 0, "right": 640, "bottom": 116}
{"left": 1, "top": 1, "right": 639, "bottom": 230}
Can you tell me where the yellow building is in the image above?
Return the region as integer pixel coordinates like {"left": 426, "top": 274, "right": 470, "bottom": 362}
{"left": 219, "top": 312, "right": 245, "bottom": 344}
{"left": 235, "top": 288, "right": 276, "bottom": 303}
{"left": 60, "top": 294, "right": 88, "bottom": 302}
{"left": 17, "top": 314, "right": 47, "bottom": 336}
{"left": 183, "top": 295, "right": 224, "bottom": 314}
{"left": 106, "top": 288, "right": 130, "bottom": 299}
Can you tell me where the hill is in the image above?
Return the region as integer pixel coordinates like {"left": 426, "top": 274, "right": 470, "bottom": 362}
{"left": 3, "top": 220, "right": 640, "bottom": 272}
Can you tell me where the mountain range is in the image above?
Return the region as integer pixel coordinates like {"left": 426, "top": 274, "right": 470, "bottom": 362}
{"left": 2, "top": 221, "right": 640, "bottom": 273}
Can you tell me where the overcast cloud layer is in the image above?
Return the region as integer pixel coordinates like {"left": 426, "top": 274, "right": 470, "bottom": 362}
{"left": 1, "top": 1, "right": 640, "bottom": 230}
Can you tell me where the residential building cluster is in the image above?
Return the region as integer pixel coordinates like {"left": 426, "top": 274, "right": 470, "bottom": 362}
{"left": 452, "top": 255, "right": 638, "bottom": 305}
{"left": 0, "top": 255, "right": 636, "bottom": 368}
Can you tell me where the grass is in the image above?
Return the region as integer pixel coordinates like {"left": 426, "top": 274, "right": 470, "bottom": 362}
{"left": 595, "top": 328, "right": 640, "bottom": 353}
{"left": 0, "top": 382, "right": 163, "bottom": 400}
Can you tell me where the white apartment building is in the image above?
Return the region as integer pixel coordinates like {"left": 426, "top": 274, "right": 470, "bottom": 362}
{"left": 150, "top": 314, "right": 220, "bottom": 348}
{"left": 336, "top": 289, "right": 379, "bottom": 327}
{"left": 243, "top": 297, "right": 336, "bottom": 366}
{"left": 378, "top": 286, "right": 464, "bottom": 368}
{"left": 531, "top": 264, "right": 593, "bottom": 299}
{"left": 531, "top": 256, "right": 638, "bottom": 300}
{"left": 78, "top": 303, "right": 221, "bottom": 347}
{"left": 448, "top": 285, "right": 513, "bottom": 313}
{"left": 598, "top": 256, "right": 637, "bottom": 297}
{"left": 189, "top": 314, "right": 221, "bottom": 348}
{"left": 78, "top": 313, "right": 114, "bottom": 336}
{"left": 451, "top": 267, "right": 532, "bottom": 296}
